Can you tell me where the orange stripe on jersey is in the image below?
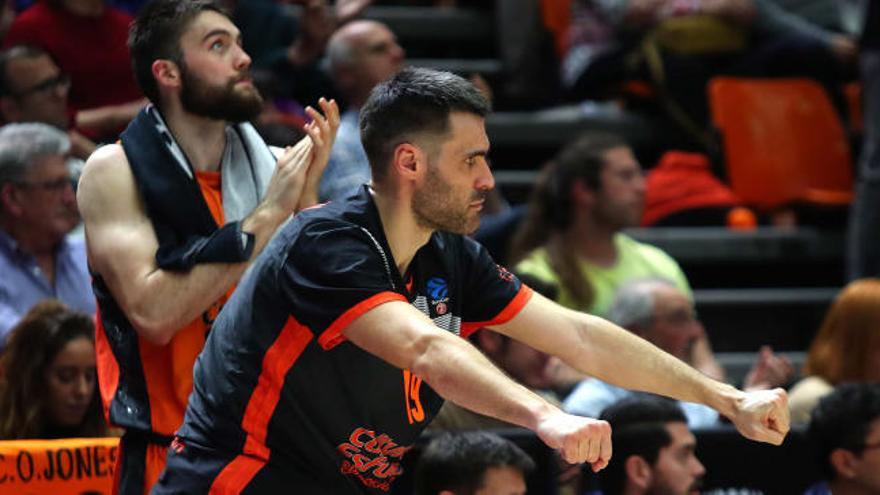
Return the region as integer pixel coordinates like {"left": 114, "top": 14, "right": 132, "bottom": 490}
{"left": 94, "top": 306, "right": 118, "bottom": 424}
{"left": 208, "top": 454, "right": 265, "bottom": 495}
{"left": 210, "top": 316, "right": 314, "bottom": 492}
{"left": 318, "top": 292, "right": 408, "bottom": 350}
{"left": 196, "top": 170, "right": 225, "bottom": 226}
{"left": 460, "top": 286, "right": 534, "bottom": 338}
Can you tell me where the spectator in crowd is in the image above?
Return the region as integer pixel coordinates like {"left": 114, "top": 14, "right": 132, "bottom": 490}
{"left": 76, "top": 0, "right": 337, "bottom": 492}
{"left": 511, "top": 132, "right": 710, "bottom": 389}
{"left": 0, "top": 122, "right": 93, "bottom": 346}
{"left": 510, "top": 133, "right": 687, "bottom": 319}
{"left": 4, "top": 0, "right": 147, "bottom": 142}
{"left": 415, "top": 431, "right": 534, "bottom": 495}
{"left": 0, "top": 44, "right": 96, "bottom": 160}
{"left": 599, "top": 395, "right": 705, "bottom": 495}
{"left": 565, "top": 278, "right": 793, "bottom": 427}
{"left": 0, "top": 300, "right": 107, "bottom": 439}
{"left": 562, "top": 0, "right": 853, "bottom": 147}
{"left": 789, "top": 279, "right": 880, "bottom": 424}
{"left": 805, "top": 382, "right": 880, "bottom": 495}
{"left": 321, "top": 19, "right": 404, "bottom": 201}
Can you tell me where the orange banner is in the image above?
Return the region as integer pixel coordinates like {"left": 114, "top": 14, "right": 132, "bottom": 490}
{"left": 0, "top": 437, "right": 118, "bottom": 494}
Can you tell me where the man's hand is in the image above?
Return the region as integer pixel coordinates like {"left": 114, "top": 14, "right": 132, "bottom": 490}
{"left": 298, "top": 97, "right": 340, "bottom": 209}
{"left": 335, "top": 0, "right": 372, "bottom": 24}
{"left": 258, "top": 136, "right": 314, "bottom": 223}
{"left": 728, "top": 388, "right": 790, "bottom": 445}
{"left": 743, "top": 346, "right": 794, "bottom": 391}
{"left": 535, "top": 411, "right": 612, "bottom": 472}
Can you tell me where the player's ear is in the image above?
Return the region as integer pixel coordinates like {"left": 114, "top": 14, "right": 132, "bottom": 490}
{"left": 390, "top": 142, "right": 425, "bottom": 181}
{"left": 830, "top": 448, "right": 859, "bottom": 478}
{"left": 152, "top": 59, "right": 182, "bottom": 91}
{"left": 625, "top": 455, "right": 652, "bottom": 489}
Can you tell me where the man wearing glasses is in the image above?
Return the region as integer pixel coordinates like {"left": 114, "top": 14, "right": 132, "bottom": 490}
{"left": 564, "top": 278, "right": 793, "bottom": 427}
{"left": 0, "top": 122, "right": 93, "bottom": 346}
{"left": 0, "top": 44, "right": 96, "bottom": 162}
{"left": 806, "top": 383, "right": 880, "bottom": 495}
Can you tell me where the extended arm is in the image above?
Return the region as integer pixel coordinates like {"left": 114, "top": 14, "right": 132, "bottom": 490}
{"left": 344, "top": 301, "right": 613, "bottom": 470}
{"left": 494, "top": 292, "right": 789, "bottom": 444}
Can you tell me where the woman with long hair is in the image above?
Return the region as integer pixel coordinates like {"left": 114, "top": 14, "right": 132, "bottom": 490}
{"left": 0, "top": 299, "right": 107, "bottom": 439}
{"left": 789, "top": 279, "right": 880, "bottom": 423}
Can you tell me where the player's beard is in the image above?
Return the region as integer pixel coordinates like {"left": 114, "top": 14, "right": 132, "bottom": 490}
{"left": 178, "top": 63, "right": 263, "bottom": 123}
{"left": 412, "top": 163, "right": 485, "bottom": 235}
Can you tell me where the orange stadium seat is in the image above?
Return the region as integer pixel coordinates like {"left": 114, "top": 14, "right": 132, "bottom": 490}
{"left": 709, "top": 77, "right": 854, "bottom": 211}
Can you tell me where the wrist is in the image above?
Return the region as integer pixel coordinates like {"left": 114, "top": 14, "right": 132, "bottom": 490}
{"left": 530, "top": 401, "right": 561, "bottom": 431}
{"left": 706, "top": 382, "right": 745, "bottom": 419}
{"left": 244, "top": 203, "right": 288, "bottom": 237}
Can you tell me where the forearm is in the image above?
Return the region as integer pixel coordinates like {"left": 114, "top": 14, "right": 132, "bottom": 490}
{"left": 75, "top": 99, "right": 147, "bottom": 135}
{"left": 115, "top": 204, "right": 287, "bottom": 343}
{"left": 566, "top": 314, "right": 743, "bottom": 418}
{"left": 241, "top": 200, "right": 291, "bottom": 256}
{"left": 412, "top": 331, "right": 558, "bottom": 430}
{"left": 752, "top": 0, "right": 834, "bottom": 45}
{"left": 133, "top": 261, "right": 247, "bottom": 342}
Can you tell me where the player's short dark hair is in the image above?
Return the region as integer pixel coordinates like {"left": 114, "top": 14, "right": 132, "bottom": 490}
{"left": 808, "top": 382, "right": 880, "bottom": 480}
{"left": 415, "top": 431, "right": 534, "bottom": 495}
{"left": 599, "top": 394, "right": 688, "bottom": 495}
{"left": 359, "top": 67, "right": 490, "bottom": 184}
{"left": 129, "top": 0, "right": 227, "bottom": 105}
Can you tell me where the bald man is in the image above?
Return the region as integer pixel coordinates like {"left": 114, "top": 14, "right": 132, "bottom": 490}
{"left": 320, "top": 20, "right": 405, "bottom": 201}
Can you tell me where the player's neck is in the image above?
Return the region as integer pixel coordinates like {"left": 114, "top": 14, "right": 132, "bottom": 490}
{"left": 163, "top": 107, "right": 228, "bottom": 173}
{"left": 369, "top": 185, "right": 432, "bottom": 278}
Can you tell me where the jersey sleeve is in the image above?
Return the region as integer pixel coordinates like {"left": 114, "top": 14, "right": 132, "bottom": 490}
{"left": 458, "top": 236, "right": 532, "bottom": 338}
{"left": 279, "top": 220, "right": 406, "bottom": 350}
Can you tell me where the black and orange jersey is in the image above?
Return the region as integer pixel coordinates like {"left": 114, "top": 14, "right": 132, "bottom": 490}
{"left": 161, "top": 186, "right": 532, "bottom": 494}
